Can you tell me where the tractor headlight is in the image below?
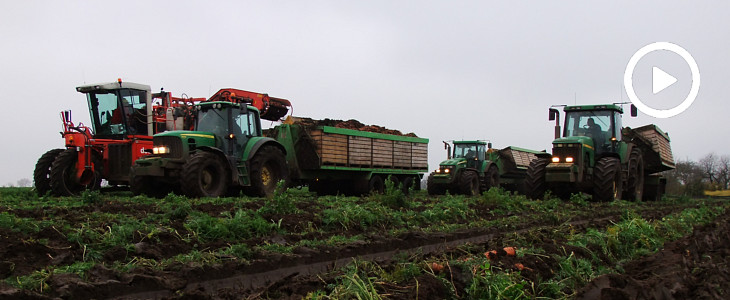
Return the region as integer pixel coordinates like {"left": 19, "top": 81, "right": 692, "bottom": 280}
{"left": 435, "top": 169, "right": 441, "bottom": 173}
{"left": 153, "top": 146, "right": 169, "bottom": 154}
{"left": 552, "top": 156, "right": 560, "bottom": 163}
{"left": 444, "top": 168, "right": 450, "bottom": 173}
{"left": 565, "top": 157, "right": 574, "bottom": 163}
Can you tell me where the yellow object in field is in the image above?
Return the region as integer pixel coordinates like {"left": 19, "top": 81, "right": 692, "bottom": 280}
{"left": 704, "top": 190, "right": 730, "bottom": 197}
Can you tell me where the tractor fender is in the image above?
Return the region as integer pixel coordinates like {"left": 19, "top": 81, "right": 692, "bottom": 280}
{"left": 480, "top": 160, "right": 498, "bottom": 175}
{"left": 244, "top": 137, "right": 287, "bottom": 162}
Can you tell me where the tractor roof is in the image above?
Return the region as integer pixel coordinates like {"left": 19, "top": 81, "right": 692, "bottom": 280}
{"left": 564, "top": 104, "right": 623, "bottom": 113}
{"left": 76, "top": 81, "right": 151, "bottom": 93}
{"left": 196, "top": 101, "right": 259, "bottom": 112}
{"left": 453, "top": 140, "right": 487, "bottom": 145}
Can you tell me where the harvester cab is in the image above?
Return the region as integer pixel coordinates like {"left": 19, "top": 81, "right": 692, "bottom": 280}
{"left": 76, "top": 79, "right": 153, "bottom": 137}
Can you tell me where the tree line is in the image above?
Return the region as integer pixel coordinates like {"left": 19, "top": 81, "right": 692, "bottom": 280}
{"left": 665, "top": 153, "right": 730, "bottom": 197}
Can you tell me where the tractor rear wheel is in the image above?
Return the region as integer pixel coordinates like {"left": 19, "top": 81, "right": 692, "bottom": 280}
{"left": 426, "top": 174, "right": 445, "bottom": 195}
{"left": 181, "top": 151, "right": 228, "bottom": 198}
{"left": 593, "top": 157, "right": 622, "bottom": 202}
{"left": 483, "top": 165, "right": 500, "bottom": 192}
{"left": 625, "top": 149, "right": 644, "bottom": 201}
{"left": 525, "top": 158, "right": 550, "bottom": 199}
{"left": 33, "top": 149, "right": 64, "bottom": 196}
{"left": 249, "top": 146, "right": 288, "bottom": 197}
{"left": 460, "top": 170, "right": 480, "bottom": 196}
{"left": 50, "top": 149, "right": 102, "bottom": 196}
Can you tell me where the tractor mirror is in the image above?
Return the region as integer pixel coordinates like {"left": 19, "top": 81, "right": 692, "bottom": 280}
{"left": 487, "top": 142, "right": 492, "bottom": 149}
{"left": 630, "top": 104, "right": 638, "bottom": 117}
{"left": 549, "top": 108, "right": 558, "bottom": 121}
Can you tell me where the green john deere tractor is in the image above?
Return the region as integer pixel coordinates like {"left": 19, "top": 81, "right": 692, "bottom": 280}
{"left": 130, "top": 101, "right": 288, "bottom": 198}
{"left": 427, "top": 140, "right": 542, "bottom": 196}
{"left": 525, "top": 104, "right": 675, "bottom": 202}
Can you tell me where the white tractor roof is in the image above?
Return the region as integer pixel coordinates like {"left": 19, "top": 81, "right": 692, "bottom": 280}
{"left": 76, "top": 81, "right": 151, "bottom": 93}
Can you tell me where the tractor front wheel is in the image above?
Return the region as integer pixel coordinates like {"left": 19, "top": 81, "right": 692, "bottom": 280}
{"left": 50, "top": 149, "right": 102, "bottom": 196}
{"left": 249, "top": 146, "right": 288, "bottom": 197}
{"left": 460, "top": 170, "right": 480, "bottom": 196}
{"left": 33, "top": 149, "right": 64, "bottom": 196}
{"left": 525, "top": 158, "right": 550, "bottom": 199}
{"left": 426, "top": 174, "right": 445, "bottom": 195}
{"left": 130, "top": 167, "right": 170, "bottom": 198}
{"left": 593, "top": 157, "right": 623, "bottom": 202}
{"left": 181, "top": 152, "right": 228, "bottom": 198}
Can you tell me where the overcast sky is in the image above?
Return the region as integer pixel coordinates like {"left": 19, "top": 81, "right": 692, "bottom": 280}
{"left": 2, "top": 1, "right": 729, "bottom": 186}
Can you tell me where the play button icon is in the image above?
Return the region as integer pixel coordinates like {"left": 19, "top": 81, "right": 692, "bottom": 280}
{"left": 624, "top": 42, "right": 701, "bottom": 118}
{"left": 652, "top": 67, "right": 677, "bottom": 94}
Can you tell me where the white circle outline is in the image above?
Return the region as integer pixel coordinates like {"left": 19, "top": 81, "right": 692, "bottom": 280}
{"left": 623, "top": 42, "right": 701, "bottom": 118}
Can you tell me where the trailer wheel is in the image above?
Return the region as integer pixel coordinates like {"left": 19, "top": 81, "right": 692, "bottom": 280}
{"left": 426, "top": 174, "right": 445, "bottom": 195}
{"left": 483, "top": 165, "right": 500, "bottom": 192}
{"left": 525, "top": 158, "right": 550, "bottom": 199}
{"left": 460, "top": 170, "right": 480, "bottom": 196}
{"left": 33, "top": 149, "right": 64, "bottom": 196}
{"left": 181, "top": 151, "right": 228, "bottom": 198}
{"left": 386, "top": 175, "right": 400, "bottom": 191}
{"left": 625, "top": 149, "right": 644, "bottom": 201}
{"left": 249, "top": 145, "right": 288, "bottom": 197}
{"left": 369, "top": 175, "right": 385, "bottom": 194}
{"left": 50, "top": 149, "right": 102, "bottom": 196}
{"left": 593, "top": 157, "right": 622, "bottom": 202}
{"left": 401, "top": 177, "right": 414, "bottom": 194}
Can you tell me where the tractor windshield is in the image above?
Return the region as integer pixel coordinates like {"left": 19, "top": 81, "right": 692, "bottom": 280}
{"left": 564, "top": 110, "right": 614, "bottom": 148}
{"left": 454, "top": 144, "right": 482, "bottom": 160}
{"left": 86, "top": 89, "right": 147, "bottom": 137}
{"left": 197, "top": 108, "right": 229, "bottom": 137}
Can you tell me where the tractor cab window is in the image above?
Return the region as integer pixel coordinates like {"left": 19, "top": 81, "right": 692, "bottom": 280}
{"left": 454, "top": 144, "right": 478, "bottom": 159}
{"left": 232, "top": 110, "right": 258, "bottom": 153}
{"left": 197, "top": 108, "right": 228, "bottom": 138}
{"left": 564, "top": 110, "right": 614, "bottom": 151}
{"left": 86, "top": 89, "right": 147, "bottom": 137}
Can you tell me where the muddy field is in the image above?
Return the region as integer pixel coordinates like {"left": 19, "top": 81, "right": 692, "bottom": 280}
{"left": 0, "top": 187, "right": 727, "bottom": 299}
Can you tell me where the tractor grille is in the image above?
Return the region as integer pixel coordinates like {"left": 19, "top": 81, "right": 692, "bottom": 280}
{"left": 154, "top": 136, "right": 183, "bottom": 159}
{"left": 552, "top": 144, "right": 581, "bottom": 162}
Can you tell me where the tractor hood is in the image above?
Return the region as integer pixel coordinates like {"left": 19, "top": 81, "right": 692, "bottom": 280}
{"left": 154, "top": 130, "right": 218, "bottom": 147}
{"left": 553, "top": 136, "right": 594, "bottom": 148}
{"left": 439, "top": 157, "right": 467, "bottom": 167}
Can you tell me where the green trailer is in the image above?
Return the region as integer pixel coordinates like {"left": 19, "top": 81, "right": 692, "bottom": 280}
{"left": 130, "top": 102, "right": 428, "bottom": 197}
{"left": 266, "top": 118, "right": 429, "bottom": 194}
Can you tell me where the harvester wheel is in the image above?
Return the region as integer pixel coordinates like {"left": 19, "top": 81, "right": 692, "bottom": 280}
{"left": 50, "top": 149, "right": 102, "bottom": 196}
{"left": 426, "top": 174, "right": 445, "bottom": 195}
{"left": 525, "top": 158, "right": 550, "bottom": 199}
{"left": 369, "top": 175, "right": 385, "bottom": 194}
{"left": 460, "top": 170, "right": 480, "bottom": 196}
{"left": 181, "top": 151, "right": 228, "bottom": 198}
{"left": 249, "top": 145, "right": 288, "bottom": 197}
{"left": 483, "top": 165, "right": 500, "bottom": 192}
{"left": 33, "top": 149, "right": 64, "bottom": 196}
{"left": 593, "top": 157, "right": 623, "bottom": 202}
{"left": 625, "top": 149, "right": 644, "bottom": 201}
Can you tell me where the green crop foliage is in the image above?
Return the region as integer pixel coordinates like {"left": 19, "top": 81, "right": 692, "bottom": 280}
{"left": 0, "top": 212, "right": 52, "bottom": 233}
{"left": 185, "top": 209, "right": 275, "bottom": 242}
{"left": 258, "top": 180, "right": 300, "bottom": 215}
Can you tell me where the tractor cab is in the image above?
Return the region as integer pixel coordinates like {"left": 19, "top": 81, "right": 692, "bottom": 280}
{"left": 550, "top": 104, "right": 637, "bottom": 158}
{"left": 76, "top": 80, "right": 152, "bottom": 138}
{"left": 453, "top": 141, "right": 487, "bottom": 169}
{"left": 194, "top": 101, "right": 262, "bottom": 156}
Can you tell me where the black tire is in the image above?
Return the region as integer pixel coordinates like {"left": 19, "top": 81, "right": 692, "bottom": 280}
{"left": 427, "top": 174, "right": 445, "bottom": 195}
{"left": 401, "top": 176, "right": 414, "bottom": 195}
{"left": 460, "top": 170, "right": 480, "bottom": 196}
{"left": 386, "top": 175, "right": 400, "bottom": 191}
{"left": 625, "top": 149, "right": 644, "bottom": 201}
{"left": 593, "top": 157, "right": 623, "bottom": 202}
{"left": 525, "top": 158, "right": 550, "bottom": 199}
{"left": 130, "top": 167, "right": 170, "bottom": 198}
{"left": 33, "top": 149, "right": 64, "bottom": 196}
{"left": 249, "top": 146, "right": 288, "bottom": 197}
{"left": 482, "top": 165, "right": 500, "bottom": 192}
{"left": 369, "top": 175, "right": 385, "bottom": 194}
{"left": 181, "top": 152, "right": 229, "bottom": 198}
{"left": 50, "top": 149, "right": 102, "bottom": 196}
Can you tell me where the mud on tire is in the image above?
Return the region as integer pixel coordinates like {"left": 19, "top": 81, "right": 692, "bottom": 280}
{"left": 249, "top": 145, "right": 288, "bottom": 197}
{"left": 181, "top": 151, "right": 228, "bottom": 198}
{"left": 33, "top": 149, "right": 64, "bottom": 196}
{"left": 625, "top": 148, "right": 644, "bottom": 201}
{"left": 525, "top": 158, "right": 550, "bottom": 199}
{"left": 593, "top": 157, "right": 622, "bottom": 202}
{"left": 50, "top": 148, "right": 102, "bottom": 196}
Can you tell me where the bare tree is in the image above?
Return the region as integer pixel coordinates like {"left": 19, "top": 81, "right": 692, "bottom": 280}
{"left": 699, "top": 153, "right": 718, "bottom": 184}
{"left": 16, "top": 178, "right": 31, "bottom": 187}
{"left": 665, "top": 159, "right": 706, "bottom": 196}
{"left": 717, "top": 155, "right": 730, "bottom": 190}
